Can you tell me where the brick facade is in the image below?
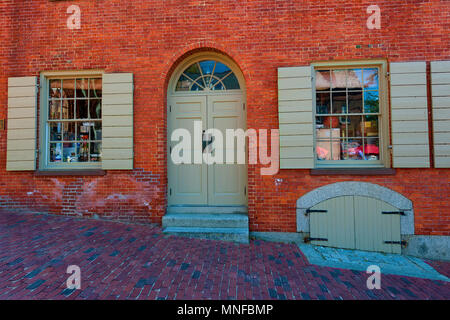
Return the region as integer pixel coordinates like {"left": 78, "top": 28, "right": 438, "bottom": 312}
{"left": 0, "top": 0, "right": 448, "bottom": 235}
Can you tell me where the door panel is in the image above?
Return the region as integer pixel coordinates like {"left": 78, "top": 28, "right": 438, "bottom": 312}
{"left": 207, "top": 94, "right": 246, "bottom": 205}
{"left": 168, "top": 96, "right": 207, "bottom": 205}
{"left": 310, "top": 196, "right": 355, "bottom": 249}
{"left": 354, "top": 197, "right": 401, "bottom": 254}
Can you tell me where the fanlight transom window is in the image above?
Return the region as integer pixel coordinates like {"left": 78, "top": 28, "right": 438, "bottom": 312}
{"left": 176, "top": 60, "right": 240, "bottom": 91}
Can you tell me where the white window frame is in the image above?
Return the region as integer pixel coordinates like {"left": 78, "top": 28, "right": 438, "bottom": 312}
{"left": 311, "top": 60, "right": 390, "bottom": 168}
{"left": 39, "top": 70, "right": 104, "bottom": 171}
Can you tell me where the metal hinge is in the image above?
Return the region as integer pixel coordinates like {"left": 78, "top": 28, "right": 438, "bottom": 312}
{"left": 169, "top": 105, "right": 171, "bottom": 112}
{"left": 304, "top": 237, "right": 328, "bottom": 243}
{"left": 244, "top": 186, "right": 246, "bottom": 195}
{"left": 243, "top": 103, "right": 246, "bottom": 110}
{"left": 384, "top": 240, "right": 407, "bottom": 246}
{"left": 382, "top": 211, "right": 405, "bottom": 216}
{"left": 305, "top": 209, "right": 327, "bottom": 216}
{"left": 169, "top": 188, "right": 172, "bottom": 196}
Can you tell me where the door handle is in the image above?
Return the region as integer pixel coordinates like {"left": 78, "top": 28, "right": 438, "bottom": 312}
{"left": 202, "top": 130, "right": 214, "bottom": 152}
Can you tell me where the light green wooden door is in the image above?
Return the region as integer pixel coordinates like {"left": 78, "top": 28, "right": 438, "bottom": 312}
{"left": 168, "top": 94, "right": 246, "bottom": 206}
{"left": 207, "top": 94, "right": 247, "bottom": 205}
{"left": 310, "top": 196, "right": 356, "bottom": 249}
{"left": 309, "top": 196, "right": 402, "bottom": 254}
{"left": 168, "top": 95, "right": 208, "bottom": 205}
{"left": 354, "top": 196, "right": 401, "bottom": 254}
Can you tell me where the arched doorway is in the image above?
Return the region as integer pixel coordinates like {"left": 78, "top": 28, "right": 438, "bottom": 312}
{"left": 167, "top": 52, "right": 247, "bottom": 207}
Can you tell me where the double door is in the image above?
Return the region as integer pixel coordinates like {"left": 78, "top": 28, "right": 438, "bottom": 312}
{"left": 167, "top": 93, "right": 246, "bottom": 206}
{"left": 309, "top": 196, "right": 402, "bottom": 254}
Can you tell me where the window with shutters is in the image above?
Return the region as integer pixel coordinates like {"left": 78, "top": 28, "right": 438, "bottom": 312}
{"left": 313, "top": 61, "right": 389, "bottom": 167}
{"left": 39, "top": 71, "right": 103, "bottom": 170}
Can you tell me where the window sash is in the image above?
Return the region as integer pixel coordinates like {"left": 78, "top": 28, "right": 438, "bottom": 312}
{"left": 312, "top": 63, "right": 387, "bottom": 168}
{"left": 39, "top": 72, "right": 103, "bottom": 170}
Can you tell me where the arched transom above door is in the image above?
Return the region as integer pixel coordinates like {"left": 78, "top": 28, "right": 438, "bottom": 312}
{"left": 175, "top": 60, "right": 241, "bottom": 92}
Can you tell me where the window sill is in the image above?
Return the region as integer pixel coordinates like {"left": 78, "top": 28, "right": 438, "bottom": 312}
{"left": 310, "top": 168, "right": 396, "bottom": 176}
{"left": 35, "top": 169, "right": 106, "bottom": 176}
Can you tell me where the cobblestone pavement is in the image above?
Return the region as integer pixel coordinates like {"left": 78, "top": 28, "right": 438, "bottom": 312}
{"left": 0, "top": 210, "right": 448, "bottom": 300}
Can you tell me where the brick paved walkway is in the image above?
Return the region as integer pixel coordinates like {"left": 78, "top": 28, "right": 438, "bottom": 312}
{"left": 0, "top": 210, "right": 448, "bottom": 300}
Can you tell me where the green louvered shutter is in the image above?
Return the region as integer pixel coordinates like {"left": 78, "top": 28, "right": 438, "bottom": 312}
{"left": 101, "top": 73, "right": 134, "bottom": 170}
{"left": 390, "top": 62, "right": 430, "bottom": 168}
{"left": 7, "top": 76, "right": 37, "bottom": 171}
{"left": 278, "top": 66, "right": 314, "bottom": 169}
{"left": 431, "top": 61, "right": 450, "bottom": 168}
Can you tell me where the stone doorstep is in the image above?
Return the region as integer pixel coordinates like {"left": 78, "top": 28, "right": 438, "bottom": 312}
{"left": 162, "top": 212, "right": 248, "bottom": 229}
{"left": 162, "top": 207, "right": 250, "bottom": 244}
{"left": 163, "top": 227, "right": 249, "bottom": 244}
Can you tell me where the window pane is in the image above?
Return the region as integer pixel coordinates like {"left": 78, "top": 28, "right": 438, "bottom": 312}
{"left": 199, "top": 60, "right": 215, "bottom": 75}
{"left": 50, "top": 122, "right": 62, "bottom": 141}
{"left": 342, "top": 139, "right": 364, "bottom": 160}
{"left": 322, "top": 116, "right": 340, "bottom": 129}
{"left": 340, "top": 139, "right": 349, "bottom": 160}
{"left": 211, "top": 81, "right": 225, "bottom": 91}
{"left": 90, "top": 99, "right": 102, "bottom": 119}
{"left": 316, "top": 70, "right": 331, "bottom": 91}
{"left": 76, "top": 122, "right": 90, "bottom": 140}
{"left": 364, "top": 91, "right": 379, "bottom": 113}
{"left": 89, "top": 78, "right": 102, "bottom": 98}
{"left": 316, "top": 92, "right": 331, "bottom": 114}
{"left": 190, "top": 81, "right": 204, "bottom": 91}
{"left": 347, "top": 69, "right": 363, "bottom": 90}
{"left": 61, "top": 79, "right": 75, "bottom": 99}
{"left": 365, "top": 138, "right": 380, "bottom": 160}
{"left": 316, "top": 140, "right": 331, "bottom": 161}
{"left": 209, "top": 77, "right": 221, "bottom": 90}
{"left": 49, "top": 100, "right": 61, "bottom": 119}
{"left": 50, "top": 143, "right": 62, "bottom": 162}
{"left": 315, "top": 115, "right": 326, "bottom": 128}
{"left": 212, "top": 62, "right": 231, "bottom": 78}
{"left": 316, "top": 138, "right": 341, "bottom": 160}
{"left": 348, "top": 91, "right": 363, "bottom": 113}
{"left": 203, "top": 75, "right": 212, "bottom": 88}
{"left": 76, "top": 99, "right": 89, "bottom": 119}
{"left": 90, "top": 143, "right": 102, "bottom": 162}
{"left": 363, "top": 115, "right": 379, "bottom": 137}
{"left": 49, "top": 80, "right": 61, "bottom": 99}
{"left": 347, "top": 115, "right": 363, "bottom": 137}
{"left": 78, "top": 142, "right": 89, "bottom": 162}
{"left": 331, "top": 91, "right": 346, "bottom": 114}
{"left": 62, "top": 100, "right": 75, "bottom": 119}
{"left": 176, "top": 74, "right": 193, "bottom": 91}
{"left": 331, "top": 69, "right": 347, "bottom": 90}
{"left": 63, "top": 143, "right": 78, "bottom": 162}
{"left": 222, "top": 73, "right": 240, "bottom": 90}
{"left": 184, "top": 63, "right": 202, "bottom": 83}
{"left": 364, "top": 68, "right": 379, "bottom": 90}
{"left": 90, "top": 122, "right": 102, "bottom": 141}
{"left": 76, "top": 78, "right": 89, "bottom": 98}
{"left": 338, "top": 116, "right": 348, "bottom": 137}
{"left": 63, "top": 122, "right": 76, "bottom": 141}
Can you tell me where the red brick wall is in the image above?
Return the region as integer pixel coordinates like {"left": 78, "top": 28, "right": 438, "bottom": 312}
{"left": 0, "top": 0, "right": 449, "bottom": 235}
